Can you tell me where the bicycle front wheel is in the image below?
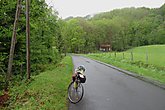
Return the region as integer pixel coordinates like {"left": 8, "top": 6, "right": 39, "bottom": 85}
{"left": 68, "top": 82, "right": 84, "bottom": 104}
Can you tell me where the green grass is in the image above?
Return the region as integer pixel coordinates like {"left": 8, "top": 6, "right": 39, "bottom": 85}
{"left": 121, "top": 45, "right": 165, "bottom": 67}
{"left": 86, "top": 45, "right": 165, "bottom": 84}
{"left": 3, "top": 56, "right": 73, "bottom": 110}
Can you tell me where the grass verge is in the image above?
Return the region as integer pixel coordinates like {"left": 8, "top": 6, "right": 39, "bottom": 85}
{"left": 2, "top": 56, "right": 73, "bottom": 110}
{"left": 85, "top": 53, "right": 165, "bottom": 84}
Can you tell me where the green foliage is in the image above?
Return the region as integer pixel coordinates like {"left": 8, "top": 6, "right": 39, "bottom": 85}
{"left": 0, "top": 0, "right": 62, "bottom": 88}
{"left": 0, "top": 0, "right": 16, "bottom": 72}
{"left": 61, "top": 18, "right": 86, "bottom": 53}
{"left": 1, "top": 56, "right": 72, "bottom": 110}
{"left": 62, "top": 4, "right": 165, "bottom": 53}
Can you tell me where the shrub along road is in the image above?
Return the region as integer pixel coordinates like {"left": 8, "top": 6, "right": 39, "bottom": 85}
{"left": 69, "top": 55, "right": 165, "bottom": 110}
{"left": 1, "top": 56, "right": 72, "bottom": 110}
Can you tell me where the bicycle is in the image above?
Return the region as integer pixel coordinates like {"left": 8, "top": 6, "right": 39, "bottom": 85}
{"left": 68, "top": 73, "right": 85, "bottom": 104}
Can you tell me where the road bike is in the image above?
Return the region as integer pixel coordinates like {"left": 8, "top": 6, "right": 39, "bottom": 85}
{"left": 68, "top": 73, "right": 85, "bottom": 104}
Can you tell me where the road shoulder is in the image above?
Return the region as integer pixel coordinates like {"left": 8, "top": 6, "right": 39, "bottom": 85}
{"left": 83, "top": 56, "right": 165, "bottom": 90}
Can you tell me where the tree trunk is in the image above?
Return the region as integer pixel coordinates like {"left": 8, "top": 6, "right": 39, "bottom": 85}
{"left": 26, "top": 0, "right": 30, "bottom": 79}
{"left": 7, "top": 0, "right": 22, "bottom": 83}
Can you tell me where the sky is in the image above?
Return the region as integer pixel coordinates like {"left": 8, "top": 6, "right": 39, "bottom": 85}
{"left": 45, "top": 0, "right": 165, "bottom": 19}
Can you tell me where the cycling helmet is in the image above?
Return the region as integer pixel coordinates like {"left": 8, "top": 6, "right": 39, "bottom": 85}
{"left": 77, "top": 65, "right": 85, "bottom": 72}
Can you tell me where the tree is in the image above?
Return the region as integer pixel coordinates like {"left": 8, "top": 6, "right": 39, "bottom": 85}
{"left": 7, "top": 0, "right": 22, "bottom": 82}
{"left": 0, "top": 0, "right": 61, "bottom": 88}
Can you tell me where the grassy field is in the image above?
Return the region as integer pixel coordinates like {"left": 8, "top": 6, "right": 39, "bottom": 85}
{"left": 86, "top": 45, "right": 165, "bottom": 84}
{"left": 2, "top": 56, "right": 73, "bottom": 110}
{"left": 111, "top": 45, "right": 165, "bottom": 67}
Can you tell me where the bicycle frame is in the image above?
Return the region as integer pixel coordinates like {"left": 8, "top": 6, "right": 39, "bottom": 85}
{"left": 74, "top": 74, "right": 81, "bottom": 89}
{"left": 68, "top": 73, "right": 84, "bottom": 104}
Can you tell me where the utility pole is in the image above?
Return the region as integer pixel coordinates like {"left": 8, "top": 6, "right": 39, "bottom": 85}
{"left": 26, "top": 0, "right": 30, "bottom": 79}
{"left": 7, "top": 0, "right": 22, "bottom": 82}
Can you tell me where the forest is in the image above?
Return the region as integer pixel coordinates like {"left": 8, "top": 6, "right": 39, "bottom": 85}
{"left": 0, "top": 0, "right": 165, "bottom": 90}
{"left": 0, "top": 0, "right": 62, "bottom": 89}
{"left": 62, "top": 4, "right": 165, "bottom": 53}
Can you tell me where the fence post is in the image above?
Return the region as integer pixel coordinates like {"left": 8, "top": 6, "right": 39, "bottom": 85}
{"left": 123, "top": 53, "right": 125, "bottom": 59}
{"left": 114, "top": 52, "right": 116, "bottom": 58}
{"left": 146, "top": 50, "right": 148, "bottom": 64}
{"left": 131, "top": 51, "right": 133, "bottom": 61}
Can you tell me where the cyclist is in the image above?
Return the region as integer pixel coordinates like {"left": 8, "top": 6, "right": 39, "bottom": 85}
{"left": 72, "top": 65, "right": 86, "bottom": 84}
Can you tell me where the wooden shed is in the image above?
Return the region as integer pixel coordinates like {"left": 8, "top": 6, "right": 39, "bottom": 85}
{"left": 99, "top": 44, "right": 111, "bottom": 52}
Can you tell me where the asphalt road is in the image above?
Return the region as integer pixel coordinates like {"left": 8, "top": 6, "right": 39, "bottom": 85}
{"left": 69, "top": 56, "right": 165, "bottom": 110}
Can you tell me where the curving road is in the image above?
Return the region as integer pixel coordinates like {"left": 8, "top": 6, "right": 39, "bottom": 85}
{"left": 69, "top": 56, "right": 165, "bottom": 110}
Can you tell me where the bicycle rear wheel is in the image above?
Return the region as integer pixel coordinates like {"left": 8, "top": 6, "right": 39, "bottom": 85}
{"left": 68, "top": 82, "right": 84, "bottom": 104}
